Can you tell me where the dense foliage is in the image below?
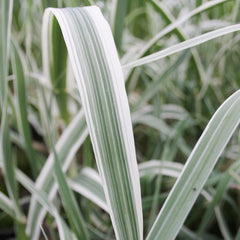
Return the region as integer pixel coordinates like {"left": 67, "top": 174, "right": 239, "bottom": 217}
{"left": 0, "top": 0, "right": 240, "bottom": 239}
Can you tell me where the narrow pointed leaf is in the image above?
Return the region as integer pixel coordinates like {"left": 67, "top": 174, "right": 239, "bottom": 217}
{"left": 53, "top": 149, "right": 89, "bottom": 239}
{"left": 11, "top": 41, "right": 37, "bottom": 177}
{"left": 198, "top": 160, "right": 240, "bottom": 235}
{"left": 0, "top": 0, "right": 22, "bottom": 220}
{"left": 44, "top": 15, "right": 69, "bottom": 122}
{"left": 42, "top": 7, "right": 143, "bottom": 239}
{"left": 124, "top": 24, "right": 240, "bottom": 69}
{"left": 0, "top": 160, "right": 77, "bottom": 240}
{"left": 69, "top": 160, "right": 218, "bottom": 214}
{"left": 0, "top": 191, "right": 15, "bottom": 219}
{"left": 147, "top": 90, "right": 240, "bottom": 240}
{"left": 123, "top": 0, "right": 229, "bottom": 69}
{"left": 139, "top": 160, "right": 183, "bottom": 178}
{"left": 148, "top": 0, "right": 206, "bottom": 83}
{"left": 68, "top": 167, "right": 109, "bottom": 213}
{"left": 27, "top": 109, "right": 88, "bottom": 239}
{"left": 17, "top": 170, "right": 78, "bottom": 240}
{"left": 112, "top": 0, "right": 127, "bottom": 51}
{"left": 0, "top": 0, "right": 12, "bottom": 106}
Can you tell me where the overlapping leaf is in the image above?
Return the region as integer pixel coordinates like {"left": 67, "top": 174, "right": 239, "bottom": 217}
{"left": 41, "top": 7, "right": 143, "bottom": 240}
{"left": 147, "top": 90, "right": 240, "bottom": 240}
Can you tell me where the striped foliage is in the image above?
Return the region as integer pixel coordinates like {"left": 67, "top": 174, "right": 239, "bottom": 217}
{"left": 41, "top": 7, "right": 143, "bottom": 240}
{"left": 27, "top": 110, "right": 88, "bottom": 239}
{"left": 147, "top": 90, "right": 240, "bottom": 240}
{"left": 0, "top": 0, "right": 23, "bottom": 222}
{"left": 1, "top": 1, "right": 240, "bottom": 240}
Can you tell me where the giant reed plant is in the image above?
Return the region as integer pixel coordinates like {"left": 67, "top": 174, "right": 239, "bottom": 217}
{"left": 1, "top": 0, "right": 240, "bottom": 239}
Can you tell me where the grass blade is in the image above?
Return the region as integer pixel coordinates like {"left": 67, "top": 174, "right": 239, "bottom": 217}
{"left": 0, "top": 0, "right": 12, "bottom": 106}
{"left": 139, "top": 160, "right": 183, "bottom": 178}
{"left": 0, "top": 109, "right": 21, "bottom": 218}
{"left": 123, "top": 0, "right": 230, "bottom": 68}
{"left": 69, "top": 161, "right": 183, "bottom": 213}
{"left": 0, "top": 191, "right": 15, "bottom": 219}
{"left": 112, "top": 0, "right": 127, "bottom": 52}
{"left": 0, "top": 0, "right": 23, "bottom": 221}
{"left": 124, "top": 24, "right": 240, "bottom": 68}
{"left": 132, "top": 52, "right": 188, "bottom": 110}
{"left": 41, "top": 11, "right": 89, "bottom": 237}
{"left": 69, "top": 167, "right": 109, "bottom": 213}
{"left": 43, "top": 14, "right": 69, "bottom": 122}
{"left": 215, "top": 207, "right": 232, "bottom": 239}
{"left": 147, "top": 90, "right": 240, "bottom": 240}
{"left": 148, "top": 0, "right": 206, "bottom": 83}
{"left": 0, "top": 153, "right": 78, "bottom": 240}
{"left": 52, "top": 148, "right": 89, "bottom": 239}
{"left": 197, "top": 159, "right": 240, "bottom": 236}
{"left": 235, "top": 228, "right": 240, "bottom": 240}
{"left": 42, "top": 6, "right": 143, "bottom": 240}
{"left": 26, "top": 109, "right": 88, "bottom": 239}
{"left": 11, "top": 41, "right": 38, "bottom": 177}
{"left": 17, "top": 170, "right": 78, "bottom": 240}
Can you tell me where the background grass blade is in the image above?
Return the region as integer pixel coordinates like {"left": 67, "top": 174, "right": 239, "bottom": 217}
{"left": 139, "top": 160, "right": 183, "bottom": 178}
{"left": 0, "top": 0, "right": 12, "bottom": 107}
{"left": 132, "top": 52, "right": 189, "bottom": 110}
{"left": 68, "top": 160, "right": 218, "bottom": 218}
{"left": 52, "top": 147, "right": 89, "bottom": 239}
{"left": 124, "top": 24, "right": 240, "bottom": 68}
{"left": 11, "top": 41, "right": 38, "bottom": 177}
{"left": 16, "top": 170, "right": 78, "bottom": 240}
{"left": 38, "top": 73, "right": 89, "bottom": 239}
{"left": 112, "top": 0, "right": 127, "bottom": 52}
{"left": 42, "top": 7, "right": 143, "bottom": 240}
{"left": 68, "top": 167, "right": 109, "bottom": 213}
{"left": 124, "top": 0, "right": 230, "bottom": 64}
{"left": 27, "top": 109, "right": 88, "bottom": 239}
{"left": 0, "top": 110, "right": 21, "bottom": 218}
{"left": 197, "top": 159, "right": 240, "bottom": 236}
{"left": 0, "top": 0, "right": 23, "bottom": 222}
{"left": 44, "top": 14, "right": 69, "bottom": 122}
{"left": 0, "top": 192, "right": 15, "bottom": 219}
{"left": 147, "top": 90, "right": 240, "bottom": 240}
{"left": 0, "top": 156, "right": 78, "bottom": 239}
{"left": 69, "top": 161, "right": 183, "bottom": 213}
{"left": 148, "top": 0, "right": 206, "bottom": 84}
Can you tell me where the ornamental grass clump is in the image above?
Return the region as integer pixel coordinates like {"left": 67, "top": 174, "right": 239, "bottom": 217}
{"left": 1, "top": 0, "right": 240, "bottom": 239}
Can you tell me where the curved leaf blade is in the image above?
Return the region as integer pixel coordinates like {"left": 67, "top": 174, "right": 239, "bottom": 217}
{"left": 147, "top": 90, "right": 240, "bottom": 240}
{"left": 124, "top": 24, "right": 240, "bottom": 69}
{"left": 42, "top": 6, "right": 143, "bottom": 240}
{"left": 26, "top": 110, "right": 88, "bottom": 239}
